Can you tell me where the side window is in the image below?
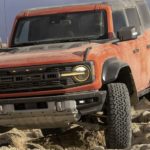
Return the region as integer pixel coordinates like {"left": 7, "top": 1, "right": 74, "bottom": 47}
{"left": 136, "top": 2, "right": 150, "bottom": 29}
{"left": 125, "top": 8, "right": 141, "bottom": 33}
{"left": 146, "top": 0, "right": 150, "bottom": 9}
{"left": 99, "top": 10, "right": 108, "bottom": 38}
{"left": 112, "top": 10, "right": 127, "bottom": 33}
{"left": 15, "top": 20, "right": 30, "bottom": 44}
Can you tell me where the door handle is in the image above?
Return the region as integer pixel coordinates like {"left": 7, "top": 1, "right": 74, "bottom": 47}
{"left": 133, "top": 48, "right": 140, "bottom": 54}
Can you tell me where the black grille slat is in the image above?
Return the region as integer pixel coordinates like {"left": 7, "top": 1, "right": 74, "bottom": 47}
{"left": 0, "top": 84, "right": 64, "bottom": 93}
{"left": 0, "top": 80, "right": 61, "bottom": 88}
{"left": 0, "top": 65, "right": 69, "bottom": 94}
{"left": 0, "top": 76, "right": 14, "bottom": 82}
{"left": 0, "top": 72, "right": 59, "bottom": 83}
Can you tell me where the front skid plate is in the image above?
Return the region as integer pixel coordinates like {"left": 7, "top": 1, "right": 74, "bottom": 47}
{"left": 0, "top": 110, "right": 79, "bottom": 129}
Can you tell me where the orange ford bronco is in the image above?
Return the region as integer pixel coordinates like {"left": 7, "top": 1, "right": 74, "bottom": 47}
{"left": 0, "top": 0, "right": 150, "bottom": 149}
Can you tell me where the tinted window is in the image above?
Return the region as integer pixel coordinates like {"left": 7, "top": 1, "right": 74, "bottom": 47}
{"left": 13, "top": 11, "right": 108, "bottom": 47}
{"left": 113, "top": 11, "right": 127, "bottom": 33}
{"left": 125, "top": 8, "right": 141, "bottom": 33}
{"left": 136, "top": 2, "right": 150, "bottom": 29}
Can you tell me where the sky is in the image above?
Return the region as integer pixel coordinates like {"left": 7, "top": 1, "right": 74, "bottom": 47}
{"left": 0, "top": 0, "right": 104, "bottom": 42}
{"left": 1, "top": 0, "right": 150, "bottom": 42}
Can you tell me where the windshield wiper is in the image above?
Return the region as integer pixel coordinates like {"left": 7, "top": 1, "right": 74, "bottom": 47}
{"left": 14, "top": 36, "right": 100, "bottom": 47}
{"left": 0, "top": 47, "right": 19, "bottom": 53}
{"left": 14, "top": 39, "right": 67, "bottom": 47}
{"left": 43, "top": 36, "right": 101, "bottom": 43}
{"left": 14, "top": 41, "right": 45, "bottom": 47}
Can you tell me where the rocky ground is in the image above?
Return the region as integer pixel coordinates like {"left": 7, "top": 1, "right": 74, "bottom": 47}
{"left": 0, "top": 97, "right": 149, "bottom": 150}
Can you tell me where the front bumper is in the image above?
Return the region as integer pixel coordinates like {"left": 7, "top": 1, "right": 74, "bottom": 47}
{"left": 0, "top": 90, "right": 106, "bottom": 129}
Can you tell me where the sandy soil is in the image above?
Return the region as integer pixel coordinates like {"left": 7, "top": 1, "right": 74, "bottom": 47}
{"left": 0, "top": 98, "right": 149, "bottom": 150}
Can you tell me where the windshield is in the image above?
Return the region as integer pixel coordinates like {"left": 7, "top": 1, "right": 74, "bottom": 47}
{"left": 13, "top": 10, "right": 107, "bottom": 47}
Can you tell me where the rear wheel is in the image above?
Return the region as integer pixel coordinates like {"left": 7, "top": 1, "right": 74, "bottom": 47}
{"left": 145, "top": 93, "right": 150, "bottom": 101}
{"left": 105, "top": 83, "right": 132, "bottom": 149}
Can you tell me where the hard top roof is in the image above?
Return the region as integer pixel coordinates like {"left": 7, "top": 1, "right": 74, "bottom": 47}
{"left": 18, "top": 0, "right": 146, "bottom": 17}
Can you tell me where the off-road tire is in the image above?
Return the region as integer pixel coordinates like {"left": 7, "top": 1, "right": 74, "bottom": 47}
{"left": 41, "top": 128, "right": 64, "bottom": 136}
{"left": 105, "top": 83, "right": 132, "bottom": 149}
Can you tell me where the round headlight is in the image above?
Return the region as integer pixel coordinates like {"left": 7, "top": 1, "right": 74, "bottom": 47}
{"left": 73, "top": 65, "right": 90, "bottom": 82}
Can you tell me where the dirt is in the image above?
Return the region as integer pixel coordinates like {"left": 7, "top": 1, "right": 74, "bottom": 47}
{"left": 0, "top": 98, "right": 149, "bottom": 150}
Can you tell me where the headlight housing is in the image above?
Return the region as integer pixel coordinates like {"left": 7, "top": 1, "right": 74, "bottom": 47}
{"left": 72, "top": 65, "right": 90, "bottom": 82}
{"left": 60, "top": 61, "right": 94, "bottom": 85}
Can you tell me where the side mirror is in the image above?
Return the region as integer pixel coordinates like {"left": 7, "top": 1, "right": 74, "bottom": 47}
{"left": 117, "top": 26, "right": 138, "bottom": 41}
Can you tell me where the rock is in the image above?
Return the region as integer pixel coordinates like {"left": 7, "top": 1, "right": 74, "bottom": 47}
{"left": 33, "top": 126, "right": 105, "bottom": 150}
{"left": 91, "top": 146, "right": 105, "bottom": 150}
{"left": 45, "top": 145, "right": 64, "bottom": 150}
{"left": 134, "top": 98, "right": 150, "bottom": 111}
{"left": 142, "top": 111, "right": 150, "bottom": 122}
{"left": 131, "top": 144, "right": 150, "bottom": 150}
{"left": 0, "top": 128, "right": 27, "bottom": 150}
{"left": 0, "top": 146, "right": 18, "bottom": 150}
{"left": 133, "top": 111, "right": 150, "bottom": 123}
{"left": 132, "top": 98, "right": 150, "bottom": 121}
{"left": 27, "top": 143, "right": 46, "bottom": 150}
{"left": 140, "top": 123, "right": 150, "bottom": 133}
{"left": 132, "top": 123, "right": 142, "bottom": 137}
{"left": 25, "top": 129, "right": 43, "bottom": 139}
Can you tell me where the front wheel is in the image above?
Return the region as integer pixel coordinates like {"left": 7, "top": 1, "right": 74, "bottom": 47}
{"left": 105, "top": 83, "right": 132, "bottom": 149}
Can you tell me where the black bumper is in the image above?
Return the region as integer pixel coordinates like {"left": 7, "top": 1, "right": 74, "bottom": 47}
{"left": 0, "top": 90, "right": 106, "bottom": 115}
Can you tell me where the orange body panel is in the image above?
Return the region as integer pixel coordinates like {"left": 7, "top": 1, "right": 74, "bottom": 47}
{"left": 1, "top": 4, "right": 149, "bottom": 99}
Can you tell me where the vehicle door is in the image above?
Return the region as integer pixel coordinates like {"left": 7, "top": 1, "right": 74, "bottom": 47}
{"left": 112, "top": 9, "right": 143, "bottom": 92}
{"left": 136, "top": 1, "right": 150, "bottom": 90}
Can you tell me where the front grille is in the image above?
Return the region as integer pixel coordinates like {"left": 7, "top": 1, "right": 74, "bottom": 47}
{"left": 0, "top": 65, "right": 74, "bottom": 94}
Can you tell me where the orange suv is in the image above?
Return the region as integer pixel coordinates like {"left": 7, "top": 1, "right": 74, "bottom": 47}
{"left": 0, "top": 0, "right": 150, "bottom": 149}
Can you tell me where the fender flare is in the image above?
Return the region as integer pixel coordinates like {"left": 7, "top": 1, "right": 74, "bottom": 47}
{"left": 102, "top": 57, "right": 129, "bottom": 84}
